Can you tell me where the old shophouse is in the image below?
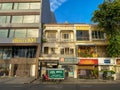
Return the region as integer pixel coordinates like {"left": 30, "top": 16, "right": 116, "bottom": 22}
{"left": 40, "top": 24, "right": 117, "bottom": 79}
{"left": 39, "top": 24, "right": 77, "bottom": 78}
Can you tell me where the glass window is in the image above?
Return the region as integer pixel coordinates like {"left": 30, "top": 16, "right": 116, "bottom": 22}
{"left": 14, "top": 3, "right": 19, "bottom": 9}
{"left": 0, "top": 16, "right": 6, "bottom": 23}
{"left": 62, "top": 33, "right": 69, "bottom": 39}
{"left": 60, "top": 48, "right": 74, "bottom": 55}
{"left": 44, "top": 47, "right": 48, "bottom": 54}
{"left": 12, "top": 46, "right": 36, "bottom": 58}
{"left": 47, "top": 32, "right": 56, "bottom": 38}
{"left": 50, "top": 48, "right": 56, "bottom": 54}
{"left": 92, "top": 31, "right": 104, "bottom": 40}
{"left": 35, "top": 15, "right": 40, "bottom": 23}
{"left": 0, "top": 16, "right": 10, "bottom": 23}
{"left": 30, "top": 3, "right": 40, "bottom": 9}
{"left": 1, "top": 3, "right": 12, "bottom": 10}
{"left": 0, "top": 4, "right": 2, "bottom": 9}
{"left": 27, "top": 29, "right": 38, "bottom": 37}
{"left": 12, "top": 16, "right": 23, "bottom": 23}
{"left": 9, "top": 29, "right": 15, "bottom": 38}
{"left": 0, "top": 49, "right": 3, "bottom": 59}
{"left": 23, "top": 16, "right": 35, "bottom": 23}
{"left": 76, "top": 30, "right": 89, "bottom": 40}
{"left": 3, "top": 48, "right": 12, "bottom": 60}
{"left": 0, "top": 30, "right": 8, "bottom": 38}
{"left": 19, "top": 3, "right": 30, "bottom": 9}
{"left": 60, "top": 48, "right": 64, "bottom": 55}
{"left": 14, "top": 29, "right": 26, "bottom": 38}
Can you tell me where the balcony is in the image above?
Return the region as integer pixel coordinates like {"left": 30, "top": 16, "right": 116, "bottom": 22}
{"left": 45, "top": 38, "right": 58, "bottom": 42}
{"left": 41, "top": 53, "right": 75, "bottom": 58}
{"left": 60, "top": 39, "right": 74, "bottom": 42}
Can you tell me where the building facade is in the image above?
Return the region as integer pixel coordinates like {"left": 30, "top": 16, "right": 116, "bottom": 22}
{"left": 0, "top": 0, "right": 55, "bottom": 77}
{"left": 39, "top": 24, "right": 77, "bottom": 78}
{"left": 40, "top": 24, "right": 117, "bottom": 79}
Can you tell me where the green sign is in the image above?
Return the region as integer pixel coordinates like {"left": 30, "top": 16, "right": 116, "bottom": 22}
{"left": 47, "top": 69, "right": 64, "bottom": 79}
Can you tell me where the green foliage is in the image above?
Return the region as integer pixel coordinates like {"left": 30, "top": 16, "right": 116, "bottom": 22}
{"left": 107, "top": 33, "right": 120, "bottom": 57}
{"left": 41, "top": 38, "right": 47, "bottom": 43}
{"left": 92, "top": 0, "right": 120, "bottom": 57}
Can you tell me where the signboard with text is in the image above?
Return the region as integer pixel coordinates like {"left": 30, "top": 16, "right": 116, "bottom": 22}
{"left": 59, "top": 57, "right": 78, "bottom": 64}
{"left": 13, "top": 38, "right": 37, "bottom": 43}
{"left": 79, "top": 59, "right": 98, "bottom": 65}
{"left": 47, "top": 68, "right": 64, "bottom": 79}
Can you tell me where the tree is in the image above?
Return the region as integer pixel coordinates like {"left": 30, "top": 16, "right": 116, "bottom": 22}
{"left": 91, "top": 0, "right": 120, "bottom": 57}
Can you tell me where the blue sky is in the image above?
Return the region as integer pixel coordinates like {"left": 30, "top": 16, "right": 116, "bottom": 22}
{"left": 50, "top": 0, "right": 104, "bottom": 24}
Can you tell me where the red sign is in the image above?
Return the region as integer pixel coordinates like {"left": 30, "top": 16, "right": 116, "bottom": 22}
{"left": 79, "top": 59, "right": 98, "bottom": 65}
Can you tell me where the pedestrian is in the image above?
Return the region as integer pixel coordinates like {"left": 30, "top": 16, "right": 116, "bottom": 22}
{"left": 45, "top": 74, "right": 49, "bottom": 81}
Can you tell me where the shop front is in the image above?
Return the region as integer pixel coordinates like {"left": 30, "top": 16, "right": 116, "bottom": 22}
{"left": 115, "top": 59, "right": 120, "bottom": 80}
{"left": 77, "top": 58, "right": 98, "bottom": 79}
{"left": 98, "top": 58, "right": 116, "bottom": 79}
{"left": 59, "top": 57, "right": 78, "bottom": 78}
{"left": 39, "top": 57, "right": 59, "bottom": 77}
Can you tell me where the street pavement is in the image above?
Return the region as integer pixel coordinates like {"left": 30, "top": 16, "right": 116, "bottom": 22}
{"left": 32, "top": 78, "right": 120, "bottom": 84}
{"left": 0, "top": 76, "right": 120, "bottom": 84}
{"left": 0, "top": 83, "right": 120, "bottom": 90}
{"left": 0, "top": 76, "right": 36, "bottom": 84}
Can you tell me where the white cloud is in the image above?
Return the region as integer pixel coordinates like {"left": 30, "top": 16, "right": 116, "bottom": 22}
{"left": 50, "top": 0, "right": 68, "bottom": 11}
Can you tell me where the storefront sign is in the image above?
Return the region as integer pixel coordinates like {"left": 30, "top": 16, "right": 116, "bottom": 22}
{"left": 104, "top": 60, "right": 110, "bottom": 64}
{"left": 47, "top": 69, "right": 64, "bottom": 79}
{"left": 59, "top": 57, "right": 78, "bottom": 64}
{"left": 13, "top": 38, "right": 37, "bottom": 43}
{"left": 79, "top": 59, "right": 98, "bottom": 65}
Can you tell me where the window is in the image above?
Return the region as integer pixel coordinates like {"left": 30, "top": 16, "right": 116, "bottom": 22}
{"left": 12, "top": 15, "right": 39, "bottom": 23}
{"left": 76, "top": 30, "right": 89, "bottom": 40}
{"left": 0, "top": 48, "right": 12, "bottom": 60}
{"left": 50, "top": 48, "right": 56, "bottom": 54}
{"left": 27, "top": 29, "right": 39, "bottom": 37}
{"left": 0, "top": 16, "right": 10, "bottom": 23}
{"left": 12, "top": 46, "right": 36, "bottom": 58}
{"left": 62, "top": 33, "right": 69, "bottom": 39}
{"left": 9, "top": 29, "right": 15, "bottom": 38}
{"left": 30, "top": 3, "right": 40, "bottom": 9}
{"left": 92, "top": 31, "right": 104, "bottom": 40}
{"left": 0, "top": 30, "right": 8, "bottom": 38}
{"left": 0, "top": 49, "right": 3, "bottom": 59}
{"left": 19, "top": 3, "right": 30, "bottom": 9}
{"left": 44, "top": 47, "right": 56, "bottom": 54}
{"left": 47, "top": 32, "right": 56, "bottom": 38}
{"left": 9, "top": 29, "right": 39, "bottom": 38}
{"left": 35, "top": 15, "right": 40, "bottom": 23}
{"left": 60, "top": 48, "right": 74, "bottom": 55}
{"left": 14, "top": 3, "right": 40, "bottom": 10}
{"left": 23, "top": 16, "right": 35, "bottom": 23}
{"left": 44, "top": 47, "right": 48, "bottom": 54}
{"left": 14, "top": 29, "right": 26, "bottom": 38}
{"left": 0, "top": 3, "right": 12, "bottom": 10}
{"left": 12, "top": 16, "right": 23, "bottom": 23}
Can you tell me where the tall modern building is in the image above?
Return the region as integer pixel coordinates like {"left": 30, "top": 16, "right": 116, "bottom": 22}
{"left": 0, "top": 0, "right": 55, "bottom": 77}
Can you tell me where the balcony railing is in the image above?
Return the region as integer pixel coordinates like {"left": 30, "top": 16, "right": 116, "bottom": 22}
{"left": 45, "top": 38, "right": 74, "bottom": 42}
{"left": 41, "top": 53, "right": 75, "bottom": 57}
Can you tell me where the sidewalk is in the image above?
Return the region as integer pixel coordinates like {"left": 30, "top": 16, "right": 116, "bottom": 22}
{"left": 0, "top": 77, "right": 120, "bottom": 84}
{"left": 0, "top": 76, "right": 36, "bottom": 84}
{"left": 32, "top": 78, "right": 120, "bottom": 84}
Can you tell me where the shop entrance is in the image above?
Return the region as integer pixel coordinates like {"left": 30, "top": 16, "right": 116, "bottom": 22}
{"left": 13, "top": 64, "right": 30, "bottom": 77}
{"left": 77, "top": 66, "right": 98, "bottom": 79}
